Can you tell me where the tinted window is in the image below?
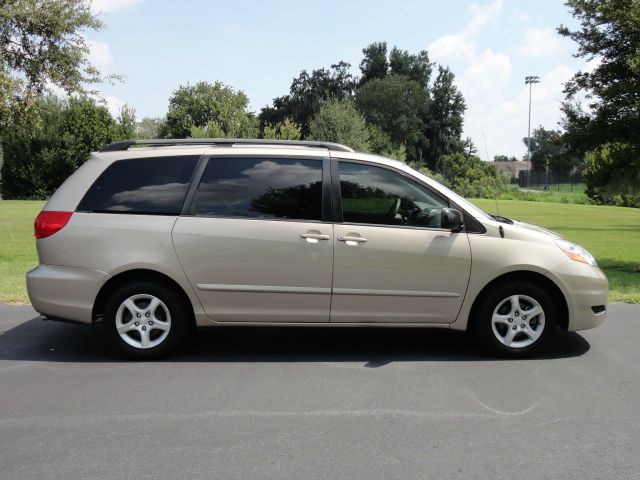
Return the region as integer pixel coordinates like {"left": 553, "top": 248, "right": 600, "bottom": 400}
{"left": 195, "top": 157, "right": 323, "bottom": 221}
{"left": 339, "top": 162, "right": 448, "bottom": 227}
{"left": 77, "top": 156, "right": 198, "bottom": 214}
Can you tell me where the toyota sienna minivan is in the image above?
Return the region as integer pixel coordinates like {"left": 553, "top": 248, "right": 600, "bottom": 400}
{"left": 27, "top": 139, "right": 608, "bottom": 358}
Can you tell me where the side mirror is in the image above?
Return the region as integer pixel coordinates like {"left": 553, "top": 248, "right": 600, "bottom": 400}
{"left": 441, "top": 208, "right": 464, "bottom": 232}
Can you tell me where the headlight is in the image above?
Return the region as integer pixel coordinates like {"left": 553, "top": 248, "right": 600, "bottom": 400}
{"left": 555, "top": 240, "right": 597, "bottom": 266}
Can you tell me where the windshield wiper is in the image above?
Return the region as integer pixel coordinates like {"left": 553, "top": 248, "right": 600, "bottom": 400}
{"left": 490, "top": 214, "right": 514, "bottom": 225}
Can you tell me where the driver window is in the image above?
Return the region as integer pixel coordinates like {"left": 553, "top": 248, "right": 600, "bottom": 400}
{"left": 338, "top": 161, "right": 448, "bottom": 228}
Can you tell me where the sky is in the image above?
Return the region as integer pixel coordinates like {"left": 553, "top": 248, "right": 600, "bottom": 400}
{"left": 85, "top": 0, "right": 593, "bottom": 159}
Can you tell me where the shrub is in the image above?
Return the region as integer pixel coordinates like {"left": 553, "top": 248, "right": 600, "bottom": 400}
{"left": 430, "top": 152, "right": 508, "bottom": 199}
{"left": 1, "top": 96, "right": 128, "bottom": 199}
{"left": 584, "top": 143, "right": 640, "bottom": 208}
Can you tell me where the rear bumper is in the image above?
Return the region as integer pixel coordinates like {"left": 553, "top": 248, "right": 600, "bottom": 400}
{"left": 27, "top": 265, "right": 109, "bottom": 324}
{"left": 546, "top": 261, "right": 608, "bottom": 332}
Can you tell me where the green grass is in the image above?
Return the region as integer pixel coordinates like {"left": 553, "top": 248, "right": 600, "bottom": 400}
{"left": 0, "top": 199, "right": 638, "bottom": 304}
{"left": 472, "top": 198, "right": 640, "bottom": 303}
{"left": 0, "top": 200, "right": 44, "bottom": 303}
{"left": 499, "top": 185, "right": 590, "bottom": 204}
{"left": 525, "top": 183, "right": 586, "bottom": 193}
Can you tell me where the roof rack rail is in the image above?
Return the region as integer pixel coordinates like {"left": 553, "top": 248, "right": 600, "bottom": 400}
{"left": 100, "top": 138, "right": 355, "bottom": 153}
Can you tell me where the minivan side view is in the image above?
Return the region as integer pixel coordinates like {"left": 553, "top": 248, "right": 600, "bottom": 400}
{"left": 27, "top": 139, "right": 608, "bottom": 358}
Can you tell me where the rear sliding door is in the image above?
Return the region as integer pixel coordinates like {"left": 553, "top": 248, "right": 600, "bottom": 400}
{"left": 173, "top": 154, "right": 333, "bottom": 322}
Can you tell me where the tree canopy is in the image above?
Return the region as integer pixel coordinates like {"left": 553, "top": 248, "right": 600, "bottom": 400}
{"left": 260, "top": 41, "right": 466, "bottom": 167}
{"left": 355, "top": 74, "right": 428, "bottom": 158}
{"left": 259, "top": 62, "right": 355, "bottom": 138}
{"left": 0, "top": 0, "right": 114, "bottom": 128}
{"left": 162, "top": 81, "right": 257, "bottom": 138}
{"left": 355, "top": 43, "right": 465, "bottom": 167}
{"left": 522, "top": 126, "right": 579, "bottom": 173}
{"left": 262, "top": 118, "right": 301, "bottom": 140}
{"left": 1, "top": 95, "right": 131, "bottom": 198}
{"left": 560, "top": 0, "right": 640, "bottom": 150}
{"left": 307, "top": 100, "right": 370, "bottom": 152}
{"left": 359, "top": 42, "right": 389, "bottom": 85}
{"left": 425, "top": 66, "right": 466, "bottom": 166}
{"left": 560, "top": 0, "right": 640, "bottom": 206}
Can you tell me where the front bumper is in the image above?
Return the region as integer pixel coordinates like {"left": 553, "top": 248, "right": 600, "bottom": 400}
{"left": 546, "top": 261, "right": 608, "bottom": 331}
{"left": 27, "top": 265, "right": 110, "bottom": 324}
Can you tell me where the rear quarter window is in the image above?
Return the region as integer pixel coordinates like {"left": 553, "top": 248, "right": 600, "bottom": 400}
{"left": 77, "top": 155, "right": 199, "bottom": 214}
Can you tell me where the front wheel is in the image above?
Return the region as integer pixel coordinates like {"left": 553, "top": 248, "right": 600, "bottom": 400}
{"left": 472, "top": 283, "right": 557, "bottom": 358}
{"left": 103, "top": 281, "right": 189, "bottom": 359}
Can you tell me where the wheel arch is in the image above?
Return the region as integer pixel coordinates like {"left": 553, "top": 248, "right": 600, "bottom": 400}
{"left": 468, "top": 270, "right": 569, "bottom": 331}
{"left": 93, "top": 268, "right": 196, "bottom": 329}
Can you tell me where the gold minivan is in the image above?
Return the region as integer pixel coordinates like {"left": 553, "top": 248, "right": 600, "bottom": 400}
{"left": 27, "top": 139, "right": 608, "bottom": 358}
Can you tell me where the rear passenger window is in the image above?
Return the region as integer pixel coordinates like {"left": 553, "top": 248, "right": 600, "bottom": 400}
{"left": 77, "top": 156, "right": 199, "bottom": 215}
{"left": 195, "top": 157, "right": 323, "bottom": 221}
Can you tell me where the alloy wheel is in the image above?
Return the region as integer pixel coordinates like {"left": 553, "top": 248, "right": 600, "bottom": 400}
{"left": 491, "top": 294, "right": 545, "bottom": 349}
{"left": 115, "top": 294, "right": 171, "bottom": 349}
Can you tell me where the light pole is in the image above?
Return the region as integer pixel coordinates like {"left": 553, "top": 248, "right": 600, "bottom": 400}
{"left": 525, "top": 75, "right": 540, "bottom": 187}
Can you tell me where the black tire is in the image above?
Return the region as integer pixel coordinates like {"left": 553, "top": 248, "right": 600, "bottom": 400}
{"left": 471, "top": 282, "right": 558, "bottom": 358}
{"left": 103, "top": 281, "right": 189, "bottom": 359}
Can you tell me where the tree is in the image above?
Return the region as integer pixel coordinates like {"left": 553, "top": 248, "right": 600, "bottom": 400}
{"left": 137, "top": 117, "right": 165, "bottom": 139}
{"left": 494, "top": 155, "right": 518, "bottom": 162}
{"left": 307, "top": 100, "right": 370, "bottom": 152}
{"left": 259, "top": 62, "right": 355, "bottom": 138}
{"left": 522, "top": 126, "right": 578, "bottom": 173}
{"left": 559, "top": 0, "right": 640, "bottom": 205}
{"left": 355, "top": 74, "right": 429, "bottom": 162}
{"left": 559, "top": 0, "right": 640, "bottom": 150}
{"left": 424, "top": 66, "right": 466, "bottom": 168}
{"left": 1, "top": 95, "right": 121, "bottom": 198}
{"left": 261, "top": 118, "right": 301, "bottom": 140}
{"left": 0, "top": 0, "right": 116, "bottom": 128}
{"left": 366, "top": 124, "right": 406, "bottom": 162}
{"left": 436, "top": 152, "right": 507, "bottom": 198}
{"left": 1, "top": 95, "right": 65, "bottom": 198}
{"left": 388, "top": 47, "right": 433, "bottom": 87}
{"left": 162, "top": 81, "right": 257, "bottom": 138}
{"left": 584, "top": 142, "right": 640, "bottom": 207}
{"left": 357, "top": 44, "right": 465, "bottom": 167}
{"left": 116, "top": 105, "right": 137, "bottom": 139}
{"left": 359, "top": 42, "right": 389, "bottom": 85}
{"left": 459, "top": 137, "right": 477, "bottom": 158}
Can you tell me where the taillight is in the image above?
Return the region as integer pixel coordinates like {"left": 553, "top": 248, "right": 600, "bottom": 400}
{"left": 34, "top": 211, "right": 73, "bottom": 239}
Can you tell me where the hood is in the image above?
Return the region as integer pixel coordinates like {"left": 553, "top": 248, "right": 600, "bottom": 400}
{"left": 512, "top": 221, "right": 564, "bottom": 240}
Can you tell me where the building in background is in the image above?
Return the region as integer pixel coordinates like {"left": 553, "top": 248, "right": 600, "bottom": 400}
{"left": 492, "top": 160, "right": 528, "bottom": 181}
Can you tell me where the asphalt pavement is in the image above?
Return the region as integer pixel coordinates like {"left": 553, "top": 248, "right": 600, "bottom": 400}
{"left": 0, "top": 303, "right": 639, "bottom": 480}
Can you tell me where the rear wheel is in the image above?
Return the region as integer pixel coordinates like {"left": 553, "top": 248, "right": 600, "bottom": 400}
{"left": 103, "top": 281, "right": 189, "bottom": 359}
{"left": 472, "top": 282, "right": 557, "bottom": 357}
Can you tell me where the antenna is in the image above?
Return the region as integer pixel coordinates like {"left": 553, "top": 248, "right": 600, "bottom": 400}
{"left": 482, "top": 131, "right": 490, "bottom": 162}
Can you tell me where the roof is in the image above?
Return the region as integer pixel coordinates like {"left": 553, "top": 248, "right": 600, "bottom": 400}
{"left": 100, "top": 138, "right": 355, "bottom": 153}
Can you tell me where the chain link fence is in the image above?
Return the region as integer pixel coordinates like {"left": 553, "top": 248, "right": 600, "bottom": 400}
{"left": 518, "top": 170, "right": 584, "bottom": 191}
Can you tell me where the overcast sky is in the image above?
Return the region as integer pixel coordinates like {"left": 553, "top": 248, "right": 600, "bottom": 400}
{"left": 87, "top": 0, "right": 593, "bottom": 159}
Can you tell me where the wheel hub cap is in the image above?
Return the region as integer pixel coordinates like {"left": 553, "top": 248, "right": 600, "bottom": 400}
{"left": 491, "top": 294, "right": 545, "bottom": 349}
{"left": 115, "top": 294, "right": 171, "bottom": 349}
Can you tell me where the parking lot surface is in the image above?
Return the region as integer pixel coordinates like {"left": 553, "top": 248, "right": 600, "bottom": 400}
{"left": 0, "top": 304, "right": 639, "bottom": 480}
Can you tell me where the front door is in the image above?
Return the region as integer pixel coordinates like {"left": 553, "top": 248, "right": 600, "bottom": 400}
{"left": 173, "top": 154, "right": 333, "bottom": 322}
{"left": 331, "top": 160, "right": 472, "bottom": 324}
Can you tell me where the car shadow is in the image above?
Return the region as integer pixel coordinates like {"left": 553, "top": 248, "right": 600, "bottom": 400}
{"left": 0, "top": 316, "right": 591, "bottom": 364}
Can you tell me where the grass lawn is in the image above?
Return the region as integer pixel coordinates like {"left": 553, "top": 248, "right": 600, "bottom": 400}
{"left": 1, "top": 199, "right": 639, "bottom": 304}
{"left": 499, "top": 185, "right": 590, "bottom": 205}
{"left": 525, "top": 183, "right": 585, "bottom": 193}
{"left": 0, "top": 200, "right": 44, "bottom": 303}
{"left": 472, "top": 198, "right": 640, "bottom": 303}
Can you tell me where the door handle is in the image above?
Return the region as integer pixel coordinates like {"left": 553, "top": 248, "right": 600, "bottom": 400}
{"left": 299, "top": 232, "right": 330, "bottom": 243}
{"left": 337, "top": 235, "right": 367, "bottom": 244}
